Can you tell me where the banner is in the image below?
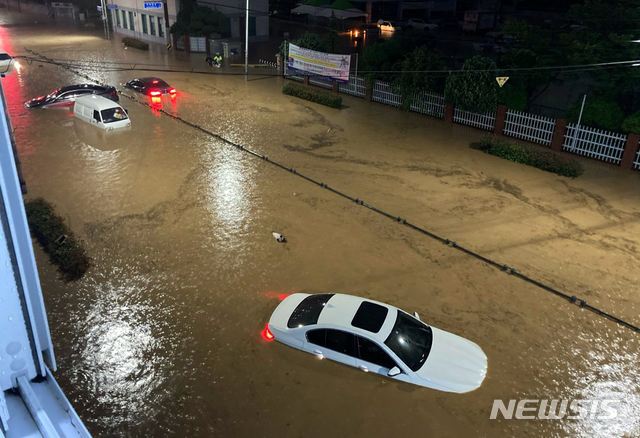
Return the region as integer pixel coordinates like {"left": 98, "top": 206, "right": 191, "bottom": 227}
{"left": 287, "top": 43, "right": 351, "bottom": 83}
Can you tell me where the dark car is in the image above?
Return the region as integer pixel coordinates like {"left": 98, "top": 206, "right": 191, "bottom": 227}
{"left": 24, "top": 84, "right": 118, "bottom": 108}
{"left": 123, "top": 77, "right": 176, "bottom": 96}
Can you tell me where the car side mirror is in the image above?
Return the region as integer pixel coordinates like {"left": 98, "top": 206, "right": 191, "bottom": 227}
{"left": 388, "top": 366, "right": 402, "bottom": 377}
{"left": 413, "top": 312, "right": 420, "bottom": 321}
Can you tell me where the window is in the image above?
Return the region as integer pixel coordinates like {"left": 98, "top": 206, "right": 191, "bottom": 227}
{"left": 306, "top": 329, "right": 326, "bottom": 347}
{"left": 158, "top": 17, "right": 164, "bottom": 37}
{"left": 325, "top": 330, "right": 356, "bottom": 357}
{"left": 287, "top": 294, "right": 334, "bottom": 328}
{"left": 83, "top": 107, "right": 92, "bottom": 117}
{"left": 101, "top": 108, "right": 128, "bottom": 123}
{"left": 128, "top": 11, "right": 134, "bottom": 31}
{"left": 0, "top": 54, "right": 10, "bottom": 61}
{"left": 93, "top": 110, "right": 101, "bottom": 122}
{"left": 115, "top": 9, "right": 120, "bottom": 26}
{"left": 149, "top": 16, "right": 156, "bottom": 36}
{"left": 141, "top": 14, "right": 148, "bottom": 34}
{"left": 351, "top": 302, "right": 388, "bottom": 333}
{"left": 384, "top": 311, "right": 433, "bottom": 372}
{"left": 121, "top": 10, "right": 127, "bottom": 28}
{"left": 357, "top": 336, "right": 396, "bottom": 369}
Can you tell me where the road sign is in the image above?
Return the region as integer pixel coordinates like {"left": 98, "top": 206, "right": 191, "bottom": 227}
{"left": 495, "top": 76, "right": 509, "bottom": 87}
{"left": 143, "top": 2, "right": 162, "bottom": 9}
{"left": 107, "top": 4, "right": 118, "bottom": 9}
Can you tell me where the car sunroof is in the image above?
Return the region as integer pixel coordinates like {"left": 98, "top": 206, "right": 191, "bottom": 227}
{"left": 351, "top": 301, "right": 389, "bottom": 333}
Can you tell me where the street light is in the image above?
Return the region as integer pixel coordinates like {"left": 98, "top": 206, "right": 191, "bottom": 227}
{"left": 245, "top": 0, "right": 249, "bottom": 78}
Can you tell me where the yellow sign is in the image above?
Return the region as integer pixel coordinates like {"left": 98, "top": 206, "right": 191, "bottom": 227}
{"left": 496, "top": 76, "right": 509, "bottom": 87}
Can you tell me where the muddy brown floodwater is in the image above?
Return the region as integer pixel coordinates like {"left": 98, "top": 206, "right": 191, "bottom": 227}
{"left": 2, "top": 12, "right": 640, "bottom": 438}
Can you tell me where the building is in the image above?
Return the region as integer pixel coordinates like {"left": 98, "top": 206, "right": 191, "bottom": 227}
{"left": 107, "top": 0, "right": 268, "bottom": 47}
{"left": 108, "top": 0, "right": 178, "bottom": 45}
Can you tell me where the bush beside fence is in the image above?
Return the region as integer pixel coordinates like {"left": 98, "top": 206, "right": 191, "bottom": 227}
{"left": 282, "top": 82, "right": 342, "bottom": 109}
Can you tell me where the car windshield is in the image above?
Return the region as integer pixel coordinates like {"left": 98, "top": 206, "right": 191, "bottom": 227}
{"left": 101, "top": 108, "right": 128, "bottom": 123}
{"left": 287, "top": 294, "right": 334, "bottom": 328}
{"left": 46, "top": 88, "right": 61, "bottom": 99}
{"left": 384, "top": 310, "right": 433, "bottom": 371}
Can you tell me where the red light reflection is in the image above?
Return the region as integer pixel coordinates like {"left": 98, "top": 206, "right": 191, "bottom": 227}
{"left": 261, "top": 324, "right": 274, "bottom": 341}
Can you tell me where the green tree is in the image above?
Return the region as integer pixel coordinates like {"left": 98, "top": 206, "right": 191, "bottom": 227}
{"left": 622, "top": 112, "right": 640, "bottom": 134}
{"left": 567, "top": 96, "right": 625, "bottom": 132}
{"left": 279, "top": 32, "right": 329, "bottom": 56}
{"left": 170, "top": 2, "right": 229, "bottom": 36}
{"left": 360, "top": 38, "right": 404, "bottom": 82}
{"left": 445, "top": 56, "right": 498, "bottom": 113}
{"left": 394, "top": 46, "right": 446, "bottom": 109}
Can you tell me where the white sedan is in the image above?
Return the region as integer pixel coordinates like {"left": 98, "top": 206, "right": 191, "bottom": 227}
{"left": 266, "top": 293, "right": 487, "bottom": 393}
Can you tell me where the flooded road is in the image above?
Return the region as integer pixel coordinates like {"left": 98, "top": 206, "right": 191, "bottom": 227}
{"left": 2, "top": 12, "right": 640, "bottom": 438}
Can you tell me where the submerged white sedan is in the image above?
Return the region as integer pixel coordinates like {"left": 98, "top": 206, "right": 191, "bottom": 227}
{"left": 266, "top": 293, "right": 487, "bottom": 393}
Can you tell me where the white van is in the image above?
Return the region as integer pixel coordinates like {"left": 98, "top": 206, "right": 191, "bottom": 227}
{"left": 73, "top": 95, "right": 131, "bottom": 130}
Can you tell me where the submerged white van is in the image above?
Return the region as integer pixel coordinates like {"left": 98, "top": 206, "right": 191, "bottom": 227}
{"left": 73, "top": 95, "right": 131, "bottom": 130}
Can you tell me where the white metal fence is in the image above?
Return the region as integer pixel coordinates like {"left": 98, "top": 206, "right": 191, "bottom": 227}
{"left": 339, "top": 76, "right": 366, "bottom": 98}
{"left": 372, "top": 80, "right": 402, "bottom": 107}
{"left": 505, "top": 110, "right": 556, "bottom": 146}
{"left": 410, "top": 91, "right": 446, "bottom": 118}
{"left": 562, "top": 124, "right": 627, "bottom": 164}
{"left": 309, "top": 75, "right": 333, "bottom": 90}
{"left": 635, "top": 144, "right": 640, "bottom": 170}
{"left": 453, "top": 108, "right": 496, "bottom": 131}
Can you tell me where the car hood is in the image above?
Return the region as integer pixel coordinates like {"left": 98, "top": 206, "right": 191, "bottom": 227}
{"left": 415, "top": 327, "right": 487, "bottom": 393}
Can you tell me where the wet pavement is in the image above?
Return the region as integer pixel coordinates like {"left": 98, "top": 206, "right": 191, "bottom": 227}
{"left": 2, "top": 11, "right": 640, "bottom": 438}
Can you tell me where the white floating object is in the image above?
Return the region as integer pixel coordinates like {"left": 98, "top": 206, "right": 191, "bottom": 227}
{"left": 272, "top": 232, "right": 286, "bottom": 243}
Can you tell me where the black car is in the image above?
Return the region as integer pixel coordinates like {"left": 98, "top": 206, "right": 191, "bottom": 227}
{"left": 24, "top": 84, "right": 118, "bottom": 108}
{"left": 123, "top": 77, "right": 176, "bottom": 96}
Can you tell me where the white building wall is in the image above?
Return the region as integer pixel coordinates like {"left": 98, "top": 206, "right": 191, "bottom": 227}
{"left": 107, "top": 0, "right": 179, "bottom": 44}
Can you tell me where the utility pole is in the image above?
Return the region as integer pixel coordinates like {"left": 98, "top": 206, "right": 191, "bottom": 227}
{"left": 101, "top": 0, "right": 110, "bottom": 40}
{"left": 570, "top": 94, "right": 586, "bottom": 151}
{"left": 244, "top": 0, "right": 249, "bottom": 79}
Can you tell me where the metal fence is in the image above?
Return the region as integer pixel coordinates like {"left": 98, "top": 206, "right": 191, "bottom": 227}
{"left": 176, "top": 37, "right": 184, "bottom": 51}
{"left": 309, "top": 75, "right": 333, "bottom": 90}
{"left": 410, "top": 91, "right": 446, "bottom": 118}
{"left": 562, "top": 124, "right": 627, "bottom": 165}
{"left": 189, "top": 37, "right": 206, "bottom": 53}
{"left": 372, "top": 80, "right": 402, "bottom": 107}
{"left": 504, "top": 110, "right": 556, "bottom": 146}
{"left": 339, "top": 76, "right": 366, "bottom": 98}
{"left": 453, "top": 108, "right": 496, "bottom": 131}
{"left": 635, "top": 144, "right": 640, "bottom": 170}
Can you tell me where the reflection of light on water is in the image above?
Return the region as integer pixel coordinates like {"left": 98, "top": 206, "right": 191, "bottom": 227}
{"left": 204, "top": 143, "right": 255, "bottom": 242}
{"left": 536, "top": 330, "right": 640, "bottom": 438}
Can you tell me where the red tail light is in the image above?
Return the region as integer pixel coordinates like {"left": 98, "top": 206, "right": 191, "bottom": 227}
{"left": 169, "top": 88, "right": 176, "bottom": 94}
{"left": 152, "top": 80, "right": 159, "bottom": 84}
{"left": 261, "top": 324, "right": 274, "bottom": 341}
{"left": 149, "top": 90, "right": 161, "bottom": 97}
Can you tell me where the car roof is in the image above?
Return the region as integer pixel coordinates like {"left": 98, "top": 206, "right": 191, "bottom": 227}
{"left": 59, "top": 84, "right": 108, "bottom": 93}
{"left": 75, "top": 94, "right": 121, "bottom": 110}
{"left": 317, "top": 294, "right": 398, "bottom": 342}
{"left": 137, "top": 77, "right": 168, "bottom": 85}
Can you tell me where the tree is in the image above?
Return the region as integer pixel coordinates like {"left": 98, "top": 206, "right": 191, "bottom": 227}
{"left": 279, "top": 32, "right": 329, "bottom": 56}
{"left": 622, "top": 112, "right": 640, "bottom": 134}
{"left": 445, "top": 56, "right": 498, "bottom": 113}
{"left": 394, "top": 46, "right": 446, "bottom": 109}
{"left": 567, "top": 96, "right": 625, "bottom": 132}
{"left": 360, "top": 38, "right": 404, "bottom": 82}
{"left": 170, "top": 1, "right": 229, "bottom": 36}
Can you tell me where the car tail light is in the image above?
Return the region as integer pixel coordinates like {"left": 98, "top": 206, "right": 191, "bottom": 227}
{"left": 261, "top": 324, "right": 274, "bottom": 341}
{"left": 169, "top": 88, "right": 176, "bottom": 94}
{"left": 152, "top": 80, "right": 159, "bottom": 84}
{"left": 149, "top": 90, "right": 161, "bottom": 97}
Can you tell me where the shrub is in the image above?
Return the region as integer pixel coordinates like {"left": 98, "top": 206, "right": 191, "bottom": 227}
{"left": 476, "top": 136, "right": 584, "bottom": 178}
{"left": 622, "top": 111, "right": 640, "bottom": 134}
{"left": 282, "top": 82, "right": 342, "bottom": 109}
{"left": 25, "top": 198, "right": 91, "bottom": 281}
{"left": 122, "top": 37, "right": 149, "bottom": 51}
{"left": 567, "top": 96, "right": 624, "bottom": 132}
